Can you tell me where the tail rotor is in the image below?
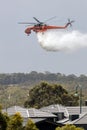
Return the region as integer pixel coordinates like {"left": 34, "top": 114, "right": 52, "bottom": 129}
{"left": 68, "top": 19, "right": 74, "bottom": 27}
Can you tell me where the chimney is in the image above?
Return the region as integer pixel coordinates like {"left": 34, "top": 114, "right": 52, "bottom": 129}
{"left": 69, "top": 114, "right": 79, "bottom": 121}
{"left": 57, "top": 112, "right": 64, "bottom": 120}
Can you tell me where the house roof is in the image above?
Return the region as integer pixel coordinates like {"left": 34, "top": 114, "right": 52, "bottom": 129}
{"left": 40, "top": 104, "right": 69, "bottom": 117}
{"left": 60, "top": 113, "right": 87, "bottom": 124}
{"left": 28, "top": 108, "right": 56, "bottom": 118}
{"left": 66, "top": 106, "right": 87, "bottom": 115}
{"left": 2, "top": 106, "right": 56, "bottom": 118}
{"left": 3, "top": 106, "right": 29, "bottom": 118}
{"left": 74, "top": 113, "right": 87, "bottom": 124}
{"left": 23, "top": 117, "right": 46, "bottom": 124}
{"left": 40, "top": 105, "right": 87, "bottom": 125}
{"left": 3, "top": 105, "right": 87, "bottom": 125}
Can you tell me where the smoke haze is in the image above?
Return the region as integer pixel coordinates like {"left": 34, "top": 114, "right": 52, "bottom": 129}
{"left": 37, "top": 30, "right": 87, "bottom": 52}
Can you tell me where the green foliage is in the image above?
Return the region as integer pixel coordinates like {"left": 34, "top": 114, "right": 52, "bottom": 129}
{"left": 61, "top": 93, "right": 78, "bottom": 106}
{"left": 0, "top": 104, "right": 2, "bottom": 111}
{"left": 0, "top": 86, "right": 29, "bottom": 108}
{"left": 0, "top": 112, "right": 38, "bottom": 130}
{"left": 0, "top": 111, "right": 8, "bottom": 130}
{"left": 1, "top": 72, "right": 87, "bottom": 108}
{"left": 0, "top": 72, "right": 87, "bottom": 87}
{"left": 7, "top": 112, "right": 23, "bottom": 130}
{"left": 24, "top": 82, "right": 78, "bottom": 108}
{"left": 56, "top": 124, "right": 84, "bottom": 130}
{"left": 25, "top": 119, "right": 38, "bottom": 130}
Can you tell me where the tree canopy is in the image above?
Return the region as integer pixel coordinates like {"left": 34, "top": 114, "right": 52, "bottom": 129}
{"left": 0, "top": 110, "right": 39, "bottom": 130}
{"left": 0, "top": 111, "right": 9, "bottom": 130}
{"left": 56, "top": 124, "right": 84, "bottom": 130}
{"left": 25, "top": 119, "right": 38, "bottom": 130}
{"left": 24, "top": 82, "right": 78, "bottom": 108}
{"left": 7, "top": 112, "right": 23, "bottom": 130}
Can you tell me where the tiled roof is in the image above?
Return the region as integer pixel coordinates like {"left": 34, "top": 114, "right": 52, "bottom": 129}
{"left": 40, "top": 104, "right": 69, "bottom": 117}
{"left": 61, "top": 113, "right": 87, "bottom": 124}
{"left": 23, "top": 118, "right": 46, "bottom": 124}
{"left": 3, "top": 106, "right": 29, "bottom": 118}
{"left": 2, "top": 106, "right": 56, "bottom": 118}
{"left": 28, "top": 108, "right": 56, "bottom": 118}
{"left": 66, "top": 106, "right": 87, "bottom": 115}
{"left": 74, "top": 113, "right": 87, "bottom": 124}
{"left": 40, "top": 105, "right": 87, "bottom": 125}
{"left": 3, "top": 105, "right": 87, "bottom": 125}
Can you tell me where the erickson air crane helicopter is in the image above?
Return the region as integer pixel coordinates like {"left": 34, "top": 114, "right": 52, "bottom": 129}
{"left": 19, "top": 17, "right": 74, "bottom": 36}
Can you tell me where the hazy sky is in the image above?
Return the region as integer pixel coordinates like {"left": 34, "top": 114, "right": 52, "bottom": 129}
{"left": 0, "top": 0, "right": 87, "bottom": 75}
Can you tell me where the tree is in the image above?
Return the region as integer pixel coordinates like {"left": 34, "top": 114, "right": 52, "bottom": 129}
{"left": 61, "top": 93, "right": 78, "bottom": 106}
{"left": 0, "top": 111, "right": 8, "bottom": 130}
{"left": 25, "top": 119, "right": 38, "bottom": 130}
{"left": 24, "top": 81, "right": 77, "bottom": 108}
{"left": 56, "top": 124, "right": 84, "bottom": 130}
{"left": 0, "top": 104, "right": 2, "bottom": 111}
{"left": 7, "top": 112, "right": 23, "bottom": 130}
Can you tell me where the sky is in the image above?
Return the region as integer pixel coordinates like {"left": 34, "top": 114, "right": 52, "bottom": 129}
{"left": 0, "top": 0, "right": 87, "bottom": 75}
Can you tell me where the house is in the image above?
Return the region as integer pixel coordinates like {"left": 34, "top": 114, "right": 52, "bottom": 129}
{"left": 2, "top": 105, "right": 87, "bottom": 130}
{"left": 40, "top": 105, "right": 87, "bottom": 129}
{"left": 2, "top": 106, "right": 58, "bottom": 130}
{"left": 40, "top": 104, "right": 69, "bottom": 119}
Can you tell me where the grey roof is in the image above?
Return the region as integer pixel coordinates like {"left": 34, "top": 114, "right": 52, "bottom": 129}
{"left": 2, "top": 106, "right": 29, "bottom": 118}
{"left": 74, "top": 113, "right": 87, "bottom": 124}
{"left": 66, "top": 106, "right": 87, "bottom": 115}
{"left": 28, "top": 108, "right": 56, "bottom": 118}
{"left": 40, "top": 104, "right": 69, "bottom": 117}
{"left": 23, "top": 118, "right": 46, "bottom": 125}
{"left": 3, "top": 105, "right": 87, "bottom": 125}
{"left": 57, "top": 118, "right": 69, "bottom": 124}
{"left": 2, "top": 106, "right": 56, "bottom": 118}
{"left": 40, "top": 105, "right": 87, "bottom": 125}
{"left": 61, "top": 113, "right": 87, "bottom": 124}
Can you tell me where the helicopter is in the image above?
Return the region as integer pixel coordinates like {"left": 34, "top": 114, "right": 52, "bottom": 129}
{"left": 19, "top": 17, "right": 74, "bottom": 35}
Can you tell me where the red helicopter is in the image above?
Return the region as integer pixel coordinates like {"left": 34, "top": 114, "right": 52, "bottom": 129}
{"left": 19, "top": 17, "right": 74, "bottom": 35}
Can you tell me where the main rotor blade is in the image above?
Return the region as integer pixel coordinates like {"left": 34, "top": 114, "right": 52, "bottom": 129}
{"left": 44, "top": 16, "right": 57, "bottom": 23}
{"left": 33, "top": 17, "right": 41, "bottom": 23}
{"left": 18, "top": 22, "right": 36, "bottom": 24}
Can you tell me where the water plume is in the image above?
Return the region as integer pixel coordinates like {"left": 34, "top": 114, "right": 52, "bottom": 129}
{"left": 37, "top": 30, "right": 87, "bottom": 52}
